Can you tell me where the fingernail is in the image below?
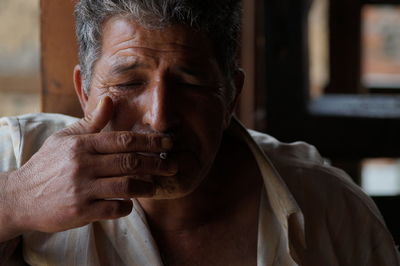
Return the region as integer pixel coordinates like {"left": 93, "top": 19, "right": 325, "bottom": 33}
{"left": 162, "top": 137, "right": 173, "bottom": 149}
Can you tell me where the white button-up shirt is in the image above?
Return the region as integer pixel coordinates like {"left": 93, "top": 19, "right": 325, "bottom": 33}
{"left": 0, "top": 113, "right": 399, "bottom": 265}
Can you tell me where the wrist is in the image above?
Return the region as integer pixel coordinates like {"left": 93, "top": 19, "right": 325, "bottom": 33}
{"left": 0, "top": 171, "right": 26, "bottom": 242}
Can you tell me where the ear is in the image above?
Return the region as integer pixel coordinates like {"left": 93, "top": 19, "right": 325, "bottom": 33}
{"left": 73, "top": 65, "right": 89, "bottom": 112}
{"left": 230, "top": 68, "right": 244, "bottom": 113}
{"left": 224, "top": 69, "right": 244, "bottom": 128}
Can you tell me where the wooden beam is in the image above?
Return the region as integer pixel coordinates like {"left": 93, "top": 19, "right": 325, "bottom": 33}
{"left": 239, "top": 0, "right": 256, "bottom": 129}
{"left": 263, "top": 0, "right": 310, "bottom": 133}
{"left": 40, "top": 0, "right": 82, "bottom": 117}
{"left": 327, "top": 0, "right": 363, "bottom": 94}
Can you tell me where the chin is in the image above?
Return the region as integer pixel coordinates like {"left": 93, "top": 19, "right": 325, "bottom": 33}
{"left": 149, "top": 150, "right": 212, "bottom": 199}
{"left": 151, "top": 175, "right": 202, "bottom": 199}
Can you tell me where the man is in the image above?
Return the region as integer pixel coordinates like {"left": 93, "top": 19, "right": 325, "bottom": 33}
{"left": 0, "top": 0, "right": 399, "bottom": 265}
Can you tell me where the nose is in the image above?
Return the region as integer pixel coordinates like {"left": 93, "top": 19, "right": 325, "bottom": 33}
{"left": 142, "top": 80, "right": 178, "bottom": 133}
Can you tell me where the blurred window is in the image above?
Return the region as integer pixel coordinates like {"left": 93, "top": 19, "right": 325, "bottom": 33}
{"left": 0, "top": 0, "right": 40, "bottom": 116}
{"left": 362, "top": 5, "right": 400, "bottom": 91}
{"left": 362, "top": 158, "right": 400, "bottom": 196}
{"left": 308, "top": 0, "right": 400, "bottom": 195}
{"left": 361, "top": 5, "right": 400, "bottom": 195}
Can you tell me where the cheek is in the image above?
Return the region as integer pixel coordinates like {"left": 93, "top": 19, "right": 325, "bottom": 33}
{"left": 182, "top": 91, "right": 228, "bottom": 122}
{"left": 183, "top": 94, "right": 228, "bottom": 145}
{"left": 177, "top": 94, "right": 227, "bottom": 180}
{"left": 105, "top": 94, "right": 143, "bottom": 131}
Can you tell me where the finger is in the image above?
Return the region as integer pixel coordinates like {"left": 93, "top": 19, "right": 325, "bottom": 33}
{"left": 93, "top": 153, "right": 178, "bottom": 177}
{"left": 87, "top": 199, "right": 133, "bottom": 221}
{"left": 61, "top": 96, "right": 114, "bottom": 136}
{"left": 92, "top": 176, "right": 155, "bottom": 199}
{"left": 84, "top": 131, "right": 173, "bottom": 154}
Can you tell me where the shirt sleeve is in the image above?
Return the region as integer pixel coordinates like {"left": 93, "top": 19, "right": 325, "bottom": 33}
{"left": 366, "top": 229, "right": 400, "bottom": 266}
{"left": 293, "top": 164, "right": 400, "bottom": 265}
{"left": 0, "top": 117, "right": 23, "bottom": 265}
{"left": 260, "top": 136, "right": 400, "bottom": 265}
{"left": 0, "top": 117, "right": 19, "bottom": 172}
{"left": 0, "top": 114, "right": 77, "bottom": 265}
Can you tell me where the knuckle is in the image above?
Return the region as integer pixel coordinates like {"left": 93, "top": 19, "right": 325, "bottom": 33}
{"left": 65, "top": 119, "right": 87, "bottom": 134}
{"left": 81, "top": 116, "right": 99, "bottom": 132}
{"left": 117, "top": 132, "right": 134, "bottom": 149}
{"left": 44, "top": 131, "right": 67, "bottom": 148}
{"left": 69, "top": 162, "right": 83, "bottom": 177}
{"left": 67, "top": 136, "right": 85, "bottom": 151}
{"left": 65, "top": 138, "right": 90, "bottom": 170}
{"left": 82, "top": 115, "right": 92, "bottom": 125}
{"left": 130, "top": 155, "right": 140, "bottom": 170}
{"left": 113, "top": 179, "right": 131, "bottom": 195}
{"left": 146, "top": 135, "right": 157, "bottom": 150}
{"left": 119, "top": 154, "right": 140, "bottom": 172}
{"left": 67, "top": 204, "right": 85, "bottom": 217}
{"left": 68, "top": 154, "right": 88, "bottom": 176}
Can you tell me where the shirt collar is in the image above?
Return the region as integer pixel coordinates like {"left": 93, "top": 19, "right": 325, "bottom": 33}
{"left": 230, "top": 117, "right": 306, "bottom": 251}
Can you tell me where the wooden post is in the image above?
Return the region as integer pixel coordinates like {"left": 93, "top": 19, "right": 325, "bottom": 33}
{"left": 327, "top": 0, "right": 362, "bottom": 94}
{"left": 239, "top": 0, "right": 256, "bottom": 129}
{"left": 40, "top": 0, "right": 82, "bottom": 117}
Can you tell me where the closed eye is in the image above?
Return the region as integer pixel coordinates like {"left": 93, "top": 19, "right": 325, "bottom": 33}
{"left": 111, "top": 81, "right": 146, "bottom": 90}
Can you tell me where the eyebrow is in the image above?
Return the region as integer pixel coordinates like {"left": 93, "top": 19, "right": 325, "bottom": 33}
{"left": 175, "top": 65, "right": 209, "bottom": 79}
{"left": 110, "top": 60, "right": 147, "bottom": 75}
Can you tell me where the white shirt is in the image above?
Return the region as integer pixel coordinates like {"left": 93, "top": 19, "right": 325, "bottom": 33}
{"left": 0, "top": 113, "right": 399, "bottom": 266}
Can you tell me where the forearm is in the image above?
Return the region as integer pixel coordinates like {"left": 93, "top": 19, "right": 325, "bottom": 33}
{"left": 0, "top": 171, "right": 24, "bottom": 243}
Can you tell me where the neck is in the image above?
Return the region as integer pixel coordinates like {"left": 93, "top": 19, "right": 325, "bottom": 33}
{"left": 138, "top": 132, "right": 263, "bottom": 233}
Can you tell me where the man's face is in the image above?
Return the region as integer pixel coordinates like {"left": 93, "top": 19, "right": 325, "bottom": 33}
{"left": 77, "top": 17, "right": 238, "bottom": 199}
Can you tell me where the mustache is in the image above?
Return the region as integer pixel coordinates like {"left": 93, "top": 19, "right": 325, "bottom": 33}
{"left": 130, "top": 128, "right": 174, "bottom": 138}
{"left": 129, "top": 124, "right": 175, "bottom": 138}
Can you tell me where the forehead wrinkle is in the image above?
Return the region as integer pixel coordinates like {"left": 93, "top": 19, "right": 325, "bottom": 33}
{"left": 111, "top": 53, "right": 158, "bottom": 69}
{"left": 108, "top": 39, "right": 138, "bottom": 57}
{"left": 104, "top": 27, "right": 200, "bottom": 57}
{"left": 112, "top": 46, "right": 200, "bottom": 58}
{"left": 110, "top": 60, "right": 146, "bottom": 76}
{"left": 108, "top": 46, "right": 205, "bottom": 69}
{"left": 107, "top": 48, "right": 218, "bottom": 79}
{"left": 102, "top": 17, "right": 214, "bottom": 56}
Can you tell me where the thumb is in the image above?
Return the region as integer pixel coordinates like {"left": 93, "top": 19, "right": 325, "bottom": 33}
{"left": 64, "top": 96, "right": 114, "bottom": 135}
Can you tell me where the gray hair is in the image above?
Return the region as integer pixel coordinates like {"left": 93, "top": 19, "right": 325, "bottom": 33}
{"left": 74, "top": 0, "right": 242, "bottom": 95}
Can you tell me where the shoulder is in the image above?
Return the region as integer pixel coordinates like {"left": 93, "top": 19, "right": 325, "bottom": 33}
{"left": 249, "top": 129, "right": 362, "bottom": 203}
{"left": 248, "top": 130, "right": 400, "bottom": 264}
{"left": 248, "top": 129, "right": 326, "bottom": 166}
{"left": 0, "top": 113, "right": 78, "bottom": 168}
{"left": 248, "top": 129, "right": 380, "bottom": 218}
{"left": 0, "top": 113, "right": 78, "bottom": 131}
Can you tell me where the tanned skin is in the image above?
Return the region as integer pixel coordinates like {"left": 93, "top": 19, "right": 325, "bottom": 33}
{"left": 0, "top": 17, "right": 263, "bottom": 265}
